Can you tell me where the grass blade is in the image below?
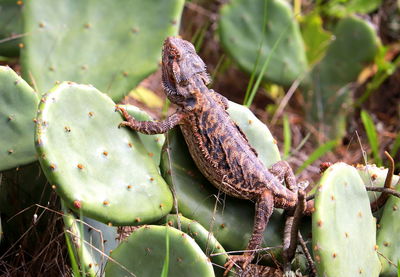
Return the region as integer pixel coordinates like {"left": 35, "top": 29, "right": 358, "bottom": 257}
{"left": 243, "top": 0, "right": 268, "bottom": 105}
{"left": 360, "top": 110, "right": 382, "bottom": 166}
{"left": 283, "top": 114, "right": 291, "bottom": 158}
{"left": 160, "top": 226, "right": 170, "bottom": 277}
{"left": 390, "top": 132, "right": 400, "bottom": 159}
{"left": 296, "top": 140, "right": 337, "bottom": 174}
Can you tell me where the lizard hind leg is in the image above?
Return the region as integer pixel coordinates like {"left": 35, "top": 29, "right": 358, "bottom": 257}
{"left": 223, "top": 190, "right": 274, "bottom": 276}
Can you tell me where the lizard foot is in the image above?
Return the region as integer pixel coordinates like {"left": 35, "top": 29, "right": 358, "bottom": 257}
{"left": 115, "top": 105, "right": 136, "bottom": 128}
{"left": 223, "top": 254, "right": 253, "bottom": 276}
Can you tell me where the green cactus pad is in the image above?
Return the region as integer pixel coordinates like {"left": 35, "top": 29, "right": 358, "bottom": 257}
{"left": 306, "top": 16, "right": 379, "bottom": 138}
{"left": 35, "top": 82, "right": 173, "bottom": 225}
{"left": 163, "top": 214, "right": 228, "bottom": 274}
{"left": 376, "top": 180, "right": 400, "bottom": 276}
{"left": 0, "top": 1, "right": 22, "bottom": 57}
{"left": 160, "top": 102, "right": 285, "bottom": 253}
{"left": 105, "top": 225, "right": 215, "bottom": 277}
{"left": 0, "top": 66, "right": 39, "bottom": 171}
{"left": 63, "top": 204, "right": 119, "bottom": 277}
{"left": 355, "top": 164, "right": 400, "bottom": 202}
{"left": 312, "top": 162, "right": 381, "bottom": 277}
{"left": 120, "top": 104, "right": 165, "bottom": 166}
{"left": 21, "top": 0, "right": 184, "bottom": 101}
{"left": 218, "top": 0, "right": 308, "bottom": 86}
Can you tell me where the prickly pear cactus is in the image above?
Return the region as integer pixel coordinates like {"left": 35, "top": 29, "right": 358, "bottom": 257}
{"left": 63, "top": 203, "right": 119, "bottom": 277}
{"left": 355, "top": 164, "right": 400, "bottom": 202}
{"left": 105, "top": 225, "right": 215, "bottom": 277}
{"left": 35, "top": 82, "right": 173, "bottom": 225}
{"left": 0, "top": 66, "right": 39, "bottom": 171}
{"left": 218, "top": 0, "right": 308, "bottom": 86}
{"left": 0, "top": 0, "right": 22, "bottom": 57}
{"left": 22, "top": 0, "right": 184, "bottom": 101}
{"left": 312, "top": 162, "right": 381, "bottom": 276}
{"left": 376, "top": 179, "right": 400, "bottom": 276}
{"left": 306, "top": 16, "right": 379, "bottom": 139}
{"left": 160, "top": 102, "right": 285, "bottom": 253}
{"left": 163, "top": 214, "right": 228, "bottom": 274}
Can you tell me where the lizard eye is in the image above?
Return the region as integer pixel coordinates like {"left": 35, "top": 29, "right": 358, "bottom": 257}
{"left": 179, "top": 78, "right": 189, "bottom": 86}
{"left": 168, "top": 54, "right": 175, "bottom": 60}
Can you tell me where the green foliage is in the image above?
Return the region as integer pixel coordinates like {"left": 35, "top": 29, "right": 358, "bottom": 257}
{"left": 0, "top": 0, "right": 22, "bottom": 57}
{"left": 376, "top": 181, "right": 400, "bottom": 276}
{"left": 361, "top": 110, "right": 382, "bottom": 166}
{"left": 306, "top": 16, "right": 379, "bottom": 139}
{"left": 321, "top": 0, "right": 382, "bottom": 17}
{"left": 21, "top": 0, "right": 184, "bottom": 101}
{"left": 390, "top": 133, "right": 400, "bottom": 160}
{"left": 282, "top": 114, "right": 291, "bottom": 158}
{"left": 0, "top": 66, "right": 39, "bottom": 171}
{"left": 63, "top": 204, "right": 119, "bottom": 277}
{"left": 218, "top": 0, "right": 308, "bottom": 87}
{"left": 312, "top": 163, "right": 381, "bottom": 276}
{"left": 296, "top": 140, "right": 337, "bottom": 174}
{"left": 160, "top": 102, "right": 285, "bottom": 254}
{"left": 105, "top": 225, "right": 215, "bottom": 277}
{"left": 35, "top": 82, "right": 173, "bottom": 225}
{"left": 300, "top": 13, "right": 332, "bottom": 65}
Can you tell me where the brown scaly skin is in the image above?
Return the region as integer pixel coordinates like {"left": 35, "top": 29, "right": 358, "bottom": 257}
{"left": 117, "top": 37, "right": 312, "bottom": 275}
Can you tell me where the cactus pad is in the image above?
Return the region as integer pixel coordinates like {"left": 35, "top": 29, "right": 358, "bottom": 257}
{"left": 105, "top": 225, "right": 215, "bottom": 277}
{"left": 63, "top": 205, "right": 119, "bottom": 276}
{"left": 22, "top": 0, "right": 184, "bottom": 101}
{"left": 356, "top": 164, "right": 400, "bottom": 202}
{"left": 0, "top": 1, "right": 22, "bottom": 57}
{"left": 376, "top": 179, "right": 400, "bottom": 276}
{"left": 0, "top": 66, "right": 39, "bottom": 171}
{"left": 312, "top": 162, "right": 381, "bottom": 276}
{"left": 219, "top": 0, "right": 308, "bottom": 86}
{"left": 35, "top": 82, "right": 173, "bottom": 225}
{"left": 163, "top": 214, "right": 228, "bottom": 272}
{"left": 306, "top": 16, "right": 379, "bottom": 138}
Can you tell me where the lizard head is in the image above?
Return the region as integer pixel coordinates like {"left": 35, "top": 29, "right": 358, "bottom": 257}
{"left": 162, "top": 36, "right": 210, "bottom": 105}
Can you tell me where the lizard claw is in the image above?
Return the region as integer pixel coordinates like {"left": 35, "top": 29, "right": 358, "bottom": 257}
{"left": 118, "top": 121, "right": 130, "bottom": 128}
{"left": 223, "top": 254, "right": 253, "bottom": 276}
{"left": 115, "top": 105, "right": 136, "bottom": 128}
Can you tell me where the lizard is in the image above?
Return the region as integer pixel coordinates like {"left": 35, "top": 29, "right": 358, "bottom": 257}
{"left": 117, "top": 36, "right": 312, "bottom": 275}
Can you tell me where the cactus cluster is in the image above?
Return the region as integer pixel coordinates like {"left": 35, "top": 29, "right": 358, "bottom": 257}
{"left": 21, "top": 0, "right": 184, "bottom": 101}
{"left": 218, "top": 0, "right": 380, "bottom": 140}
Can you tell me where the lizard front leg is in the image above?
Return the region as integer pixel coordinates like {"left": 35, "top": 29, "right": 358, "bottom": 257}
{"left": 116, "top": 106, "right": 184, "bottom": 134}
{"left": 224, "top": 190, "right": 274, "bottom": 276}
